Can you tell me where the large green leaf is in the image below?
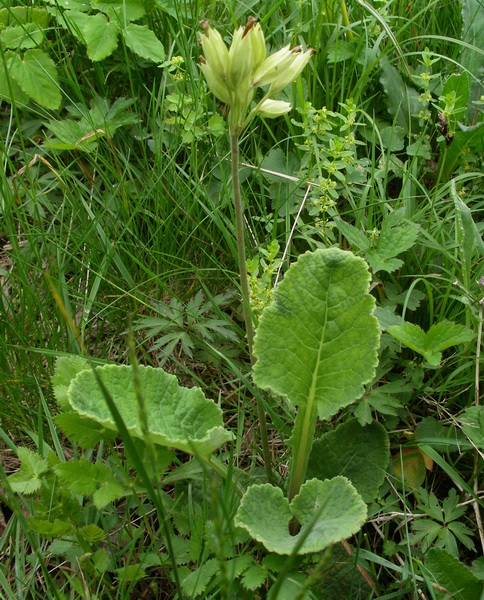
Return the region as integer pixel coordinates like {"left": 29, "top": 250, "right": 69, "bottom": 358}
{"left": 0, "top": 23, "right": 44, "bottom": 50}
{"left": 8, "top": 49, "right": 61, "bottom": 109}
{"left": 83, "top": 13, "right": 120, "bottom": 61}
{"left": 253, "top": 248, "right": 380, "bottom": 421}
{"left": 307, "top": 419, "right": 389, "bottom": 503}
{"left": 425, "top": 548, "right": 483, "bottom": 600}
{"left": 235, "top": 477, "right": 367, "bottom": 555}
{"left": 122, "top": 23, "right": 165, "bottom": 63}
{"left": 0, "top": 50, "right": 30, "bottom": 105}
{"left": 67, "top": 364, "right": 233, "bottom": 457}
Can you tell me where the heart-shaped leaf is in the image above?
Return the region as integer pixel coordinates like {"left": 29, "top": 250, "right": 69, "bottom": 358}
{"left": 67, "top": 364, "right": 233, "bottom": 457}
{"left": 307, "top": 419, "right": 389, "bottom": 503}
{"left": 235, "top": 477, "right": 367, "bottom": 555}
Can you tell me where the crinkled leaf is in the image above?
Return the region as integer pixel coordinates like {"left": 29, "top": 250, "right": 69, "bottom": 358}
{"left": 307, "top": 419, "right": 389, "bottom": 503}
{"left": 9, "top": 49, "right": 61, "bottom": 109}
{"left": 460, "top": 406, "right": 484, "bottom": 449}
{"left": 122, "top": 23, "right": 165, "bottom": 63}
{"left": 379, "top": 125, "right": 406, "bottom": 151}
{"left": 83, "top": 13, "right": 119, "bottom": 61}
{"left": 67, "top": 364, "right": 233, "bottom": 457}
{"left": 253, "top": 248, "right": 380, "bottom": 421}
{"left": 235, "top": 477, "right": 367, "bottom": 555}
{"left": 425, "top": 548, "right": 483, "bottom": 600}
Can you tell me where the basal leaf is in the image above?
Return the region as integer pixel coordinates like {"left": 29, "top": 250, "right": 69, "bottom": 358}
{"left": 122, "top": 23, "right": 165, "bottom": 63}
{"left": 235, "top": 477, "right": 367, "bottom": 555}
{"left": 9, "top": 49, "right": 61, "bottom": 109}
{"left": 83, "top": 13, "right": 119, "bottom": 61}
{"left": 67, "top": 364, "right": 233, "bottom": 457}
{"left": 425, "top": 548, "right": 483, "bottom": 600}
{"left": 307, "top": 419, "right": 389, "bottom": 503}
{"left": 253, "top": 248, "right": 380, "bottom": 421}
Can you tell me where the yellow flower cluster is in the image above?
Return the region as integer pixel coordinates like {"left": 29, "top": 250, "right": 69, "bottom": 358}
{"left": 199, "top": 18, "right": 314, "bottom": 134}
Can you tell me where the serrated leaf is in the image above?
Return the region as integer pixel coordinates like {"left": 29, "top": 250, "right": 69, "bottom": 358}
{"left": 333, "top": 218, "right": 370, "bottom": 251}
{"left": 0, "top": 6, "right": 50, "bottom": 28}
{"left": 55, "top": 412, "right": 117, "bottom": 448}
{"left": 379, "top": 125, "right": 406, "bottom": 151}
{"left": 367, "top": 209, "right": 419, "bottom": 274}
{"left": 241, "top": 563, "right": 268, "bottom": 591}
{"left": 115, "top": 564, "right": 146, "bottom": 583}
{"left": 235, "top": 477, "right": 367, "bottom": 555}
{"left": 181, "top": 558, "right": 219, "bottom": 597}
{"left": 28, "top": 517, "right": 75, "bottom": 537}
{"left": 327, "top": 40, "right": 357, "bottom": 64}
{"left": 54, "top": 460, "right": 97, "bottom": 495}
{"left": 425, "top": 548, "right": 483, "bottom": 600}
{"left": 9, "top": 49, "right": 61, "bottom": 109}
{"left": 67, "top": 364, "right": 233, "bottom": 457}
{"left": 93, "top": 481, "right": 126, "bottom": 509}
{"left": 387, "top": 320, "right": 473, "bottom": 366}
{"left": 83, "top": 13, "right": 119, "bottom": 61}
{"left": 78, "top": 523, "right": 105, "bottom": 543}
{"left": 8, "top": 447, "right": 50, "bottom": 494}
{"left": 54, "top": 9, "right": 91, "bottom": 42}
{"left": 52, "top": 355, "right": 90, "bottom": 409}
{"left": 0, "top": 52, "right": 30, "bottom": 105}
{"left": 307, "top": 419, "right": 389, "bottom": 503}
{"left": 94, "top": 0, "right": 146, "bottom": 22}
{"left": 460, "top": 406, "right": 484, "bottom": 449}
{"left": 122, "top": 23, "right": 165, "bottom": 63}
{"left": 0, "top": 23, "right": 44, "bottom": 49}
{"left": 253, "top": 248, "right": 380, "bottom": 421}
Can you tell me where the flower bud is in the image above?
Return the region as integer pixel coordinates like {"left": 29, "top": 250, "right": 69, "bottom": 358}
{"left": 249, "top": 21, "right": 266, "bottom": 70}
{"left": 268, "top": 47, "right": 315, "bottom": 94}
{"left": 228, "top": 25, "right": 254, "bottom": 88}
{"left": 251, "top": 45, "right": 293, "bottom": 87}
{"left": 199, "top": 21, "right": 230, "bottom": 81}
{"left": 199, "top": 58, "right": 232, "bottom": 105}
{"left": 258, "top": 99, "right": 292, "bottom": 118}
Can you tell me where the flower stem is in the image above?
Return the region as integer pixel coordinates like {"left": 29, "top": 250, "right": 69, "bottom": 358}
{"left": 230, "top": 131, "right": 273, "bottom": 484}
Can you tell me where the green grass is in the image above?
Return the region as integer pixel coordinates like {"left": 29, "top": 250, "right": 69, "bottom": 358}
{"left": 1, "top": 0, "right": 483, "bottom": 597}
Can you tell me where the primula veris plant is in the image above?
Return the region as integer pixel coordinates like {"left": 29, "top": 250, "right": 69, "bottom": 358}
{"left": 199, "top": 18, "right": 314, "bottom": 480}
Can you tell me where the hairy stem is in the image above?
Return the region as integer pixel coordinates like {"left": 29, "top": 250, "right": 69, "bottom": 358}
{"left": 230, "top": 131, "right": 273, "bottom": 484}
